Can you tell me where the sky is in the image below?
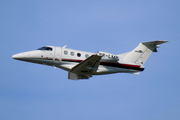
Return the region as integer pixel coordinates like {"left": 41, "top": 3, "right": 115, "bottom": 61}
{"left": 0, "top": 0, "right": 180, "bottom": 120}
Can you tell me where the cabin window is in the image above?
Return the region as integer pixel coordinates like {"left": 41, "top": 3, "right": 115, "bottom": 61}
{"left": 85, "top": 54, "right": 89, "bottom": 58}
{"left": 64, "top": 50, "right": 68, "bottom": 55}
{"left": 77, "top": 53, "right": 81, "bottom": 57}
{"left": 70, "top": 52, "right": 74, "bottom": 56}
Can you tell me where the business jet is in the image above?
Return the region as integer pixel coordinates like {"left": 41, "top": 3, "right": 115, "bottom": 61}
{"left": 12, "top": 40, "right": 167, "bottom": 80}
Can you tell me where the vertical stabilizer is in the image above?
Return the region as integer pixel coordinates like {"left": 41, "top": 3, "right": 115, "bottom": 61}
{"left": 123, "top": 40, "right": 168, "bottom": 65}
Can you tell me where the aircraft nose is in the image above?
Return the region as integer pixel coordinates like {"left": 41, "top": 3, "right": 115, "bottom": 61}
{"left": 12, "top": 53, "right": 25, "bottom": 60}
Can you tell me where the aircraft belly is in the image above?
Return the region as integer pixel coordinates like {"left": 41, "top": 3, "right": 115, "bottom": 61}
{"left": 95, "top": 65, "right": 141, "bottom": 75}
{"left": 95, "top": 65, "right": 117, "bottom": 75}
{"left": 57, "top": 61, "right": 78, "bottom": 71}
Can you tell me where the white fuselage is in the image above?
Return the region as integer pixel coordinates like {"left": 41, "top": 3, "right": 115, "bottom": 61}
{"left": 12, "top": 46, "right": 144, "bottom": 75}
{"left": 12, "top": 41, "right": 168, "bottom": 79}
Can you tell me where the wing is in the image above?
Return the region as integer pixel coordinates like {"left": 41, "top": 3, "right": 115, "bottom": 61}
{"left": 68, "top": 55, "right": 102, "bottom": 80}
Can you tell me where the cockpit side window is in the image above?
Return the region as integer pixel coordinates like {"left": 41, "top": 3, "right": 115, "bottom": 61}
{"left": 45, "top": 47, "right": 53, "bottom": 51}
{"left": 37, "top": 47, "right": 53, "bottom": 51}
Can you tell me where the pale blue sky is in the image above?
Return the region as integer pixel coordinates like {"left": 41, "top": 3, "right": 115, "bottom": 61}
{"left": 1, "top": 0, "right": 180, "bottom": 120}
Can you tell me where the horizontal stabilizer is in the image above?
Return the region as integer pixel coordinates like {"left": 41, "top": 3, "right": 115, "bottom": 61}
{"left": 142, "top": 40, "right": 168, "bottom": 52}
{"left": 142, "top": 40, "right": 168, "bottom": 46}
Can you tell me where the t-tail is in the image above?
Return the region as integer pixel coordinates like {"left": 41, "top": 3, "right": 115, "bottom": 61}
{"left": 121, "top": 40, "right": 168, "bottom": 65}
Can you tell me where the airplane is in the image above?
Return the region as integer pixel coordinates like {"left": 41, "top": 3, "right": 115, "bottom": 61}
{"left": 12, "top": 40, "right": 167, "bottom": 80}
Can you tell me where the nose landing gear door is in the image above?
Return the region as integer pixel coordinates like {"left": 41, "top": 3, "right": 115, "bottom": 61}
{"left": 54, "top": 47, "right": 62, "bottom": 64}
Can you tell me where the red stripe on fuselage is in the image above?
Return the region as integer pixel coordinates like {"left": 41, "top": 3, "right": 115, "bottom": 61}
{"left": 62, "top": 58, "right": 141, "bottom": 68}
{"left": 115, "top": 63, "right": 140, "bottom": 68}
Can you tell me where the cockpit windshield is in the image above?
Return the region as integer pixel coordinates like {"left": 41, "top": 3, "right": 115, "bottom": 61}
{"left": 37, "top": 46, "right": 53, "bottom": 51}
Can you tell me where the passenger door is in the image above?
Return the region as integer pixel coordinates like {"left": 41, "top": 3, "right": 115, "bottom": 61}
{"left": 54, "top": 47, "right": 62, "bottom": 64}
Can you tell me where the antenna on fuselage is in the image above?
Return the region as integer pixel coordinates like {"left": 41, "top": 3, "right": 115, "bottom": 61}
{"left": 53, "top": 65, "right": 57, "bottom": 69}
{"left": 63, "top": 45, "right": 67, "bottom": 48}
